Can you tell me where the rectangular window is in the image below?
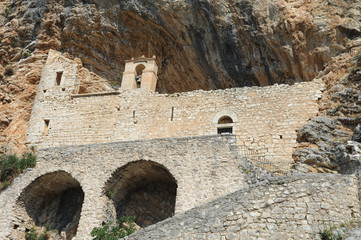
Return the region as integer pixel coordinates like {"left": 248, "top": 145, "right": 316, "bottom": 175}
{"left": 171, "top": 107, "right": 174, "bottom": 121}
{"left": 44, "top": 119, "right": 50, "bottom": 134}
{"left": 56, "top": 72, "right": 63, "bottom": 86}
{"left": 217, "top": 127, "right": 233, "bottom": 135}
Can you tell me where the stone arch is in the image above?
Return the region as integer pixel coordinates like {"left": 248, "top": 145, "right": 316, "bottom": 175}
{"left": 212, "top": 110, "right": 238, "bottom": 124}
{"left": 135, "top": 64, "right": 146, "bottom": 88}
{"left": 104, "top": 160, "right": 177, "bottom": 228}
{"left": 213, "top": 111, "right": 237, "bottom": 135}
{"left": 14, "top": 171, "right": 84, "bottom": 240}
{"left": 218, "top": 115, "right": 233, "bottom": 124}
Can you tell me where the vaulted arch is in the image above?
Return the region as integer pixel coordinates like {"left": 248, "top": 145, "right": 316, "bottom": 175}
{"left": 105, "top": 160, "right": 177, "bottom": 228}
{"left": 15, "top": 171, "right": 84, "bottom": 240}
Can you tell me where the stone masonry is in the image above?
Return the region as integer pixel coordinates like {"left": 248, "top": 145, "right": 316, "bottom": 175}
{"left": 1, "top": 136, "right": 360, "bottom": 239}
{"left": 126, "top": 174, "right": 361, "bottom": 240}
{"left": 0, "top": 135, "right": 247, "bottom": 239}
{"left": 2, "top": 50, "right": 355, "bottom": 240}
{"left": 27, "top": 50, "right": 324, "bottom": 171}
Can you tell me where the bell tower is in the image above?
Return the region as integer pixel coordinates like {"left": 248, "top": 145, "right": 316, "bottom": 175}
{"left": 121, "top": 56, "right": 158, "bottom": 91}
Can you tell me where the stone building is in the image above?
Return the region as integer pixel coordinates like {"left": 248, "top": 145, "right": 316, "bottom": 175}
{"left": 0, "top": 50, "right": 359, "bottom": 240}
{"left": 27, "top": 50, "right": 323, "bottom": 170}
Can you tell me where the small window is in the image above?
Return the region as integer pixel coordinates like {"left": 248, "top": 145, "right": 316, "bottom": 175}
{"left": 217, "top": 115, "right": 234, "bottom": 135}
{"left": 171, "top": 107, "right": 174, "bottom": 121}
{"left": 56, "top": 72, "right": 63, "bottom": 86}
{"left": 44, "top": 119, "right": 50, "bottom": 134}
{"left": 218, "top": 127, "right": 233, "bottom": 134}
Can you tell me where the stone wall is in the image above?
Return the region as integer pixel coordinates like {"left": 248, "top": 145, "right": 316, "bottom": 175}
{"left": 126, "top": 174, "right": 361, "bottom": 240}
{"left": 0, "top": 135, "right": 246, "bottom": 239}
{"left": 26, "top": 51, "right": 324, "bottom": 171}
{"left": 1, "top": 135, "right": 360, "bottom": 239}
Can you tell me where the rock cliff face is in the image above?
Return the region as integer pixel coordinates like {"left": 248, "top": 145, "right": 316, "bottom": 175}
{"left": 292, "top": 52, "right": 361, "bottom": 173}
{"left": 0, "top": 0, "right": 360, "bottom": 153}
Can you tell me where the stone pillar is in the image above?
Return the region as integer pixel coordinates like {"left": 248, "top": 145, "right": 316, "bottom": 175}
{"left": 121, "top": 70, "right": 137, "bottom": 90}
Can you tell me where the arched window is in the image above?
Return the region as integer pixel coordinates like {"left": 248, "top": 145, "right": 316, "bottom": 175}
{"left": 135, "top": 64, "right": 145, "bottom": 88}
{"left": 217, "top": 116, "right": 233, "bottom": 134}
{"left": 218, "top": 116, "right": 233, "bottom": 124}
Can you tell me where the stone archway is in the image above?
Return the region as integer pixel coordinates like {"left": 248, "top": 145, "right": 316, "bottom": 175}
{"left": 14, "top": 171, "right": 84, "bottom": 240}
{"left": 135, "top": 64, "right": 146, "bottom": 88}
{"left": 105, "top": 160, "right": 177, "bottom": 228}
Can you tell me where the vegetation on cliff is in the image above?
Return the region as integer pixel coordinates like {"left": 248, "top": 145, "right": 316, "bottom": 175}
{"left": 91, "top": 216, "right": 136, "bottom": 240}
{"left": 0, "top": 148, "right": 36, "bottom": 191}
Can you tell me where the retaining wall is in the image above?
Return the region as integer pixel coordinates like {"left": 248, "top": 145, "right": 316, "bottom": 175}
{"left": 127, "top": 174, "right": 361, "bottom": 240}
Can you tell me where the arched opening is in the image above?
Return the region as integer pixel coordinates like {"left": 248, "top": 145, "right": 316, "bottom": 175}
{"left": 105, "top": 160, "right": 177, "bottom": 228}
{"left": 218, "top": 116, "right": 233, "bottom": 124}
{"left": 15, "top": 171, "right": 84, "bottom": 240}
{"left": 217, "top": 116, "right": 233, "bottom": 134}
{"left": 135, "top": 64, "right": 145, "bottom": 88}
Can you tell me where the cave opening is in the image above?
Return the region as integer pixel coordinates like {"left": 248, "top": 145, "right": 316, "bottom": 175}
{"left": 16, "top": 171, "right": 84, "bottom": 240}
{"left": 105, "top": 160, "right": 177, "bottom": 228}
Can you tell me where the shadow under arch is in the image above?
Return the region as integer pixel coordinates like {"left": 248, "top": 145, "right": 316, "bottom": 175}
{"left": 16, "top": 171, "right": 84, "bottom": 240}
{"left": 105, "top": 160, "right": 178, "bottom": 228}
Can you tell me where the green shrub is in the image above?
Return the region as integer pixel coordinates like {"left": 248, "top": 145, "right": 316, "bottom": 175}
{"left": 1, "top": 181, "right": 11, "bottom": 189}
{"left": 91, "top": 216, "right": 136, "bottom": 240}
{"left": 25, "top": 228, "right": 38, "bottom": 240}
{"left": 5, "top": 6, "right": 12, "bottom": 16}
{"left": 0, "top": 151, "right": 36, "bottom": 186}
{"left": 320, "top": 226, "right": 344, "bottom": 240}
{"left": 23, "top": 50, "right": 31, "bottom": 58}
{"left": 4, "top": 65, "right": 14, "bottom": 76}
{"left": 106, "top": 190, "right": 113, "bottom": 199}
{"left": 25, "top": 227, "right": 49, "bottom": 240}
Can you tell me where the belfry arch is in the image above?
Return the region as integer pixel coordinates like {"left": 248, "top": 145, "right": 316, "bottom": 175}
{"left": 121, "top": 56, "right": 158, "bottom": 91}
{"left": 135, "top": 64, "right": 146, "bottom": 88}
{"left": 14, "top": 171, "right": 84, "bottom": 240}
{"left": 105, "top": 160, "right": 177, "bottom": 228}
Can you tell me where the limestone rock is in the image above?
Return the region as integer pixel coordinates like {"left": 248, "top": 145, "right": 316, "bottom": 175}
{"left": 293, "top": 51, "right": 361, "bottom": 173}
{"left": 0, "top": 0, "right": 360, "bottom": 153}
{"left": 1, "top": 0, "right": 361, "bottom": 91}
{"left": 297, "top": 116, "right": 338, "bottom": 144}
{"left": 293, "top": 148, "right": 338, "bottom": 172}
{"left": 345, "top": 228, "right": 361, "bottom": 240}
{"left": 335, "top": 141, "right": 361, "bottom": 174}
{"left": 351, "top": 124, "right": 361, "bottom": 143}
